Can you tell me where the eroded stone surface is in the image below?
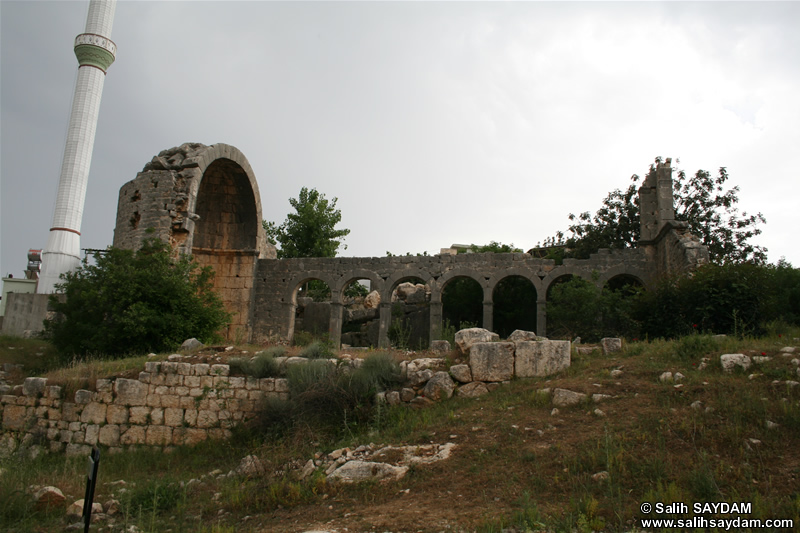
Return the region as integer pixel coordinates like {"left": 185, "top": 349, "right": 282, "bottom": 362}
{"left": 514, "top": 340, "right": 570, "bottom": 377}
{"left": 469, "top": 342, "right": 515, "bottom": 382}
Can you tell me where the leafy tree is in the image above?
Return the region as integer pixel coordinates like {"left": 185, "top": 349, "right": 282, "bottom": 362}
{"left": 466, "top": 241, "right": 523, "bottom": 254}
{"left": 544, "top": 158, "right": 767, "bottom": 264}
{"left": 44, "top": 239, "right": 230, "bottom": 357}
{"left": 263, "top": 187, "right": 350, "bottom": 259}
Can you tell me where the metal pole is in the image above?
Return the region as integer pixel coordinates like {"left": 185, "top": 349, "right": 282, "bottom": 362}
{"left": 82, "top": 447, "right": 101, "bottom": 532}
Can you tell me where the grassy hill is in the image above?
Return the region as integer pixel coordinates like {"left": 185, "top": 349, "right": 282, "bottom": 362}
{"left": 1, "top": 331, "right": 799, "bottom": 532}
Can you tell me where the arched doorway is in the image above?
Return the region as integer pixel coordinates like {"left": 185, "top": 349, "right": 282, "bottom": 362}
{"left": 493, "top": 275, "right": 538, "bottom": 338}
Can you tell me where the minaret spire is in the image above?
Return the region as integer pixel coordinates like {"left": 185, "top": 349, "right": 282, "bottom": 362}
{"left": 38, "top": 0, "right": 117, "bottom": 293}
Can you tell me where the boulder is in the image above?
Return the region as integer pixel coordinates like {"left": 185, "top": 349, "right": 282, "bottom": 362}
{"left": 507, "top": 330, "right": 545, "bottom": 342}
{"left": 469, "top": 342, "right": 515, "bottom": 382}
{"left": 236, "top": 455, "right": 266, "bottom": 477}
{"left": 430, "top": 340, "right": 451, "bottom": 354}
{"left": 456, "top": 382, "right": 489, "bottom": 398}
{"left": 455, "top": 328, "right": 498, "bottom": 355}
{"left": 514, "top": 340, "right": 570, "bottom": 377}
{"left": 601, "top": 338, "right": 622, "bottom": 355}
{"left": 422, "top": 372, "right": 455, "bottom": 400}
{"left": 393, "top": 282, "right": 428, "bottom": 304}
{"left": 67, "top": 499, "right": 103, "bottom": 520}
{"left": 449, "top": 364, "right": 472, "bottom": 383}
{"left": 33, "top": 486, "right": 65, "bottom": 509}
{"left": 406, "top": 369, "right": 434, "bottom": 387}
{"left": 363, "top": 290, "right": 381, "bottom": 309}
{"left": 552, "top": 388, "right": 587, "bottom": 407}
{"left": 327, "top": 461, "right": 409, "bottom": 483}
{"left": 181, "top": 338, "right": 204, "bottom": 351}
{"left": 720, "top": 354, "right": 752, "bottom": 373}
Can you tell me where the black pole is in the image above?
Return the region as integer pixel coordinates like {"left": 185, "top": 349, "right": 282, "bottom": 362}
{"left": 82, "top": 447, "right": 100, "bottom": 533}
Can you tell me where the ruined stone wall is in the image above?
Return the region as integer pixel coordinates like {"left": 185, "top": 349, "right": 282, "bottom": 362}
{"left": 0, "top": 362, "right": 287, "bottom": 457}
{"left": 251, "top": 249, "right": 651, "bottom": 345}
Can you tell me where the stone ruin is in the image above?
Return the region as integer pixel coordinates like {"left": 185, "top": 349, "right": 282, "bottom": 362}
{"left": 111, "top": 144, "right": 707, "bottom": 347}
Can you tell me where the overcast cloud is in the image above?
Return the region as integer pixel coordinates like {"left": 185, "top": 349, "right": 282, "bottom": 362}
{"left": 2, "top": 1, "right": 798, "bottom": 279}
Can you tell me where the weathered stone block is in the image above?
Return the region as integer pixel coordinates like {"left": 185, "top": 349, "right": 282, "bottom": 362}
{"left": 721, "top": 353, "right": 752, "bottom": 373}
{"left": 456, "top": 328, "right": 499, "bottom": 355}
{"left": 105, "top": 405, "right": 128, "bottom": 425}
{"left": 80, "top": 402, "right": 108, "bottom": 425}
{"left": 197, "top": 410, "right": 218, "bottom": 428}
{"left": 145, "top": 426, "right": 172, "bottom": 446}
{"left": 552, "top": 388, "right": 587, "bottom": 407}
{"left": 457, "top": 382, "right": 489, "bottom": 398}
{"left": 115, "top": 379, "right": 148, "bottom": 406}
{"left": 469, "top": 342, "right": 515, "bottom": 382}
{"left": 514, "top": 340, "right": 571, "bottom": 378}
{"left": 160, "top": 395, "right": 180, "bottom": 409}
{"left": 84, "top": 424, "right": 100, "bottom": 445}
{"left": 22, "top": 377, "right": 47, "bottom": 397}
{"left": 193, "top": 364, "right": 210, "bottom": 376}
{"left": 164, "top": 408, "right": 183, "bottom": 427}
{"left": 601, "top": 338, "right": 622, "bottom": 355}
{"left": 172, "top": 427, "right": 207, "bottom": 446}
{"left": 129, "top": 406, "right": 151, "bottom": 425}
{"left": 150, "top": 408, "right": 164, "bottom": 425}
{"left": 210, "top": 364, "right": 230, "bottom": 377}
{"left": 2, "top": 404, "right": 28, "bottom": 430}
{"left": 98, "top": 424, "right": 121, "bottom": 447}
{"left": 95, "top": 379, "right": 113, "bottom": 393}
{"left": 422, "top": 372, "right": 455, "bottom": 400}
{"left": 74, "top": 389, "right": 93, "bottom": 404}
{"left": 184, "top": 409, "right": 198, "bottom": 426}
{"left": 507, "top": 330, "right": 546, "bottom": 342}
{"left": 160, "top": 362, "right": 178, "bottom": 374}
{"left": 449, "top": 364, "right": 472, "bottom": 383}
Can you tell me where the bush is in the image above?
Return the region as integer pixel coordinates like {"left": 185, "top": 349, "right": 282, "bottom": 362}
{"left": 229, "top": 352, "right": 281, "bottom": 378}
{"left": 299, "top": 341, "right": 333, "bottom": 359}
{"left": 262, "top": 352, "right": 401, "bottom": 437}
{"left": 44, "top": 239, "right": 230, "bottom": 358}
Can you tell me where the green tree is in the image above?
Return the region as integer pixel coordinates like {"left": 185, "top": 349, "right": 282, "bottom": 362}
{"left": 546, "top": 158, "right": 767, "bottom": 264}
{"left": 263, "top": 187, "right": 350, "bottom": 259}
{"left": 44, "top": 239, "right": 230, "bottom": 357}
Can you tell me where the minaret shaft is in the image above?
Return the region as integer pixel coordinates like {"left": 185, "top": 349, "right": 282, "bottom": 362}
{"left": 38, "top": 0, "right": 116, "bottom": 293}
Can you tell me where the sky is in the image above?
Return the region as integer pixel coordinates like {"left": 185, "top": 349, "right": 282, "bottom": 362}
{"left": 2, "top": 0, "right": 798, "bottom": 280}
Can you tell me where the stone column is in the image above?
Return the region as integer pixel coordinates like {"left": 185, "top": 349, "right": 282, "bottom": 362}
{"left": 537, "top": 299, "right": 547, "bottom": 337}
{"left": 482, "top": 301, "right": 493, "bottom": 332}
{"left": 378, "top": 302, "right": 392, "bottom": 348}
{"left": 283, "top": 302, "right": 296, "bottom": 343}
{"left": 429, "top": 301, "right": 443, "bottom": 345}
{"left": 328, "top": 302, "right": 343, "bottom": 348}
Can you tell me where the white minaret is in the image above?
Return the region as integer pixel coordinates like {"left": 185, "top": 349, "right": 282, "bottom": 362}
{"left": 38, "top": 0, "right": 117, "bottom": 293}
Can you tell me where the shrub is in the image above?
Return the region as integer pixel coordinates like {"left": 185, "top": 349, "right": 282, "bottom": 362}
{"left": 44, "top": 239, "right": 229, "bottom": 358}
{"left": 229, "top": 352, "right": 281, "bottom": 378}
{"left": 299, "top": 341, "right": 333, "bottom": 359}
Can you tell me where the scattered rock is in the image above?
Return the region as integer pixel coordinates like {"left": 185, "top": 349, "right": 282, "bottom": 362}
{"left": 32, "top": 486, "right": 65, "bottom": 509}
{"left": 780, "top": 346, "right": 796, "bottom": 354}
{"left": 552, "top": 388, "right": 587, "bottom": 407}
{"left": 592, "top": 471, "right": 609, "bottom": 482}
{"left": 674, "top": 372, "right": 685, "bottom": 382}
{"left": 422, "top": 372, "right": 456, "bottom": 400}
{"left": 507, "top": 330, "right": 546, "bottom": 342}
{"left": 327, "top": 461, "right": 409, "bottom": 483}
{"left": 593, "top": 408, "right": 606, "bottom": 417}
{"left": 67, "top": 499, "right": 103, "bottom": 519}
{"left": 610, "top": 369, "right": 623, "bottom": 378}
{"left": 691, "top": 401, "right": 703, "bottom": 410}
{"left": 456, "top": 381, "right": 489, "bottom": 398}
{"left": 363, "top": 290, "right": 381, "bottom": 309}
{"left": 659, "top": 372, "right": 673, "bottom": 383}
{"left": 601, "top": 338, "right": 622, "bottom": 355}
{"left": 766, "top": 420, "right": 779, "bottom": 430}
{"left": 430, "top": 340, "right": 451, "bottom": 354}
{"left": 449, "top": 364, "right": 472, "bottom": 384}
{"left": 720, "top": 354, "right": 752, "bottom": 373}
{"left": 181, "top": 338, "right": 204, "bottom": 351}
{"left": 454, "top": 328, "right": 498, "bottom": 355}
{"left": 236, "top": 455, "right": 265, "bottom": 477}
{"left": 592, "top": 394, "right": 611, "bottom": 403}
{"left": 752, "top": 356, "right": 771, "bottom": 364}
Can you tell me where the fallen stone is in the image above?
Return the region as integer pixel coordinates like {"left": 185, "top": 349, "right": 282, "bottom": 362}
{"left": 236, "top": 455, "right": 265, "bottom": 477}
{"left": 469, "top": 342, "right": 515, "bottom": 382}
{"left": 300, "top": 459, "right": 316, "bottom": 480}
{"left": 67, "top": 499, "right": 103, "bottom": 519}
{"left": 327, "top": 461, "right": 409, "bottom": 483}
{"left": 752, "top": 356, "right": 771, "bottom": 364}
{"left": 720, "top": 354, "right": 752, "bottom": 373}
{"left": 33, "top": 486, "right": 65, "bottom": 509}
{"left": 422, "top": 372, "right": 455, "bottom": 400}
{"left": 552, "top": 388, "right": 587, "bottom": 407}
{"left": 103, "top": 499, "right": 121, "bottom": 515}
{"left": 363, "top": 290, "right": 381, "bottom": 309}
{"left": 430, "top": 340, "right": 451, "bottom": 354}
{"left": 592, "top": 394, "right": 611, "bottom": 403}
{"left": 659, "top": 372, "right": 673, "bottom": 383}
{"left": 507, "top": 330, "right": 546, "bottom": 342}
{"left": 456, "top": 381, "right": 489, "bottom": 398}
{"left": 592, "top": 471, "right": 609, "bottom": 482}
{"left": 181, "top": 338, "right": 204, "bottom": 351}
{"left": 449, "top": 364, "right": 472, "bottom": 383}
{"left": 455, "top": 328, "right": 498, "bottom": 355}
{"left": 601, "top": 338, "right": 622, "bottom": 355}
{"left": 514, "top": 340, "right": 570, "bottom": 377}
{"left": 610, "top": 369, "right": 623, "bottom": 378}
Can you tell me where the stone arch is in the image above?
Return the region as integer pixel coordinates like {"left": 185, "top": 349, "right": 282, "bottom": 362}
{"left": 382, "top": 269, "right": 434, "bottom": 304}
{"left": 491, "top": 274, "right": 539, "bottom": 338}
{"left": 431, "top": 268, "right": 487, "bottom": 303}
{"left": 487, "top": 267, "right": 543, "bottom": 298}
{"left": 541, "top": 266, "right": 595, "bottom": 297}
{"left": 333, "top": 269, "right": 384, "bottom": 301}
{"left": 597, "top": 266, "right": 649, "bottom": 290}
{"left": 285, "top": 273, "right": 336, "bottom": 344}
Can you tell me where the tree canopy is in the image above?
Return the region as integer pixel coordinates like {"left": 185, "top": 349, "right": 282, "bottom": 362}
{"left": 45, "top": 239, "right": 230, "bottom": 357}
{"left": 263, "top": 187, "right": 350, "bottom": 259}
{"left": 541, "top": 158, "right": 767, "bottom": 264}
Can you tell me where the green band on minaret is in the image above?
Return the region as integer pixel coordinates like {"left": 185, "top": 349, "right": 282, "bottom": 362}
{"left": 74, "top": 44, "right": 115, "bottom": 72}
